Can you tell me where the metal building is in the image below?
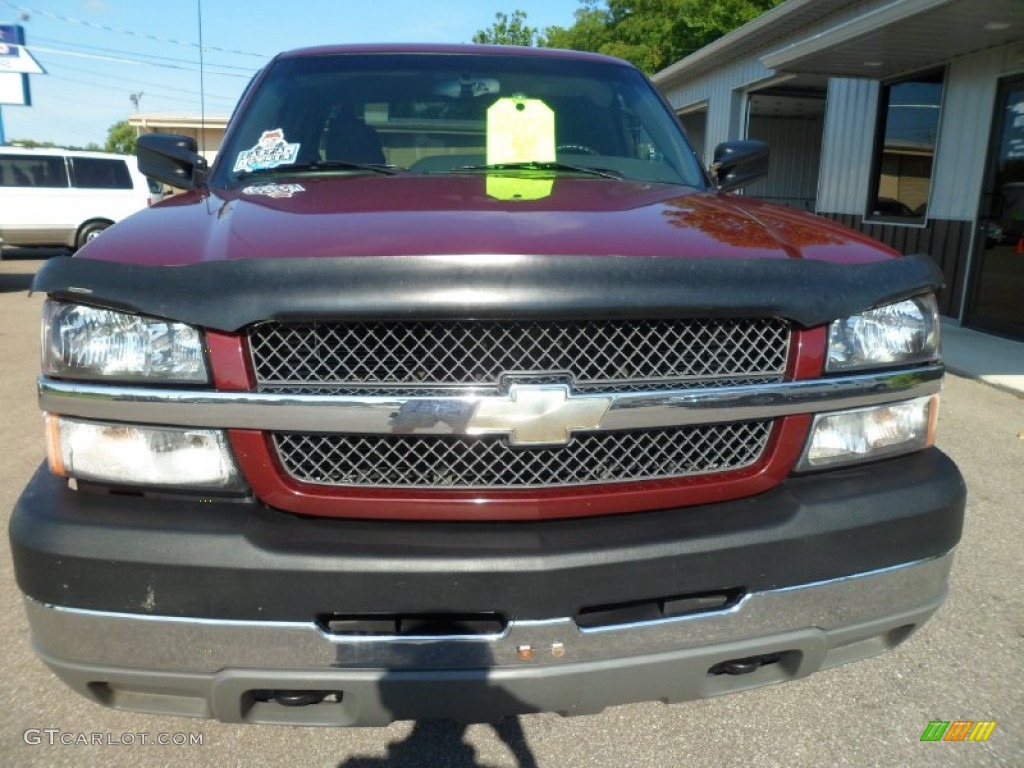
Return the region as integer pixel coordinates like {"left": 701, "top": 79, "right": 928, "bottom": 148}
{"left": 654, "top": 0, "right": 1024, "bottom": 340}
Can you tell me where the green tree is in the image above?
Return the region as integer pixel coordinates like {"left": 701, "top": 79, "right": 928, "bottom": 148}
{"left": 8, "top": 138, "right": 105, "bottom": 150}
{"left": 540, "top": 0, "right": 611, "bottom": 53}
{"left": 105, "top": 119, "right": 137, "bottom": 155}
{"left": 7, "top": 138, "right": 58, "bottom": 148}
{"left": 473, "top": 10, "right": 538, "bottom": 46}
{"left": 540, "top": 0, "right": 786, "bottom": 74}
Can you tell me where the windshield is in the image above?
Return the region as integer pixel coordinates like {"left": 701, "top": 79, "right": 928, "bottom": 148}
{"left": 212, "top": 52, "right": 705, "bottom": 188}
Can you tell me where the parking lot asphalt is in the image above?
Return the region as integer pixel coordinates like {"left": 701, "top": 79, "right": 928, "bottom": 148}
{"left": 1, "top": 252, "right": 1021, "bottom": 767}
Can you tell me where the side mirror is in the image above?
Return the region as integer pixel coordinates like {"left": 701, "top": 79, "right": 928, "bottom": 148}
{"left": 710, "top": 140, "right": 768, "bottom": 192}
{"left": 138, "top": 133, "right": 208, "bottom": 190}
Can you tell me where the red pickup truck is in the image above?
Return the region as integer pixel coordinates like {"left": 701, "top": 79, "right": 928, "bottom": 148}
{"left": 11, "top": 44, "right": 964, "bottom": 726}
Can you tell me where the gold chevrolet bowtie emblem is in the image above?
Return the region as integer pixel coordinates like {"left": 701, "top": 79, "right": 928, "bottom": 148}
{"left": 468, "top": 385, "right": 611, "bottom": 446}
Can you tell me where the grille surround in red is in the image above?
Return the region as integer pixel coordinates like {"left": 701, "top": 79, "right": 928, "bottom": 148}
{"left": 208, "top": 325, "right": 825, "bottom": 521}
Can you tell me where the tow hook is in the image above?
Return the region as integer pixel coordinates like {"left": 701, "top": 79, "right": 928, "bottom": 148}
{"left": 269, "top": 690, "right": 328, "bottom": 707}
{"left": 709, "top": 653, "right": 783, "bottom": 676}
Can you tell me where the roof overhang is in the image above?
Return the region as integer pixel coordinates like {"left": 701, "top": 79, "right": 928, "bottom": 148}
{"left": 654, "top": 0, "right": 1024, "bottom": 89}
{"left": 128, "top": 114, "right": 230, "bottom": 131}
{"left": 762, "top": 0, "right": 1024, "bottom": 79}
{"left": 653, "top": 0, "right": 851, "bottom": 87}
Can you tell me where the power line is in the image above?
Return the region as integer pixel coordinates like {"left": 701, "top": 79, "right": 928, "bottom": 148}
{"left": 29, "top": 44, "right": 253, "bottom": 79}
{"left": 5, "top": 102, "right": 95, "bottom": 136}
{"left": 44, "top": 75, "right": 192, "bottom": 109}
{"left": 48, "top": 62, "right": 238, "bottom": 103}
{"left": 35, "top": 79, "right": 161, "bottom": 110}
{"left": 1, "top": 1, "right": 267, "bottom": 58}
{"left": 31, "top": 34, "right": 262, "bottom": 72}
{"left": 47, "top": 73, "right": 234, "bottom": 110}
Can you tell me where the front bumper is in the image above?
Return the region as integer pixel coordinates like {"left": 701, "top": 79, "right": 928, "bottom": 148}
{"left": 25, "top": 553, "right": 953, "bottom": 726}
{"left": 11, "top": 448, "right": 965, "bottom": 725}
{"left": 11, "top": 450, "right": 964, "bottom": 621}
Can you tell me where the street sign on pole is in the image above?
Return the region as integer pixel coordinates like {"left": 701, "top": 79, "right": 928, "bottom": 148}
{"left": 0, "top": 23, "right": 38, "bottom": 142}
{"left": 0, "top": 44, "right": 44, "bottom": 74}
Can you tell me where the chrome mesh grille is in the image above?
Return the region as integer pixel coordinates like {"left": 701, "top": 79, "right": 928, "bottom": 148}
{"left": 249, "top": 318, "right": 790, "bottom": 392}
{"left": 272, "top": 422, "right": 773, "bottom": 489}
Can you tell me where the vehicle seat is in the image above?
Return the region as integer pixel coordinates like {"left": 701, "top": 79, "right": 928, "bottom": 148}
{"left": 323, "top": 115, "right": 385, "bottom": 165}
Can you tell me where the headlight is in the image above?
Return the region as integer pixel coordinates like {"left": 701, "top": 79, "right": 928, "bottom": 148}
{"left": 45, "top": 415, "right": 245, "bottom": 491}
{"left": 42, "top": 300, "right": 208, "bottom": 383}
{"left": 796, "top": 395, "right": 938, "bottom": 471}
{"left": 826, "top": 295, "right": 939, "bottom": 372}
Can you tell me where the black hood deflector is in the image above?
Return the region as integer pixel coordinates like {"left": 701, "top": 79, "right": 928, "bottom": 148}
{"left": 32, "top": 254, "right": 944, "bottom": 331}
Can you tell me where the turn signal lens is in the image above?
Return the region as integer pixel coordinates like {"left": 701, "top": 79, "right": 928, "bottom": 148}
{"left": 797, "top": 396, "right": 938, "bottom": 471}
{"left": 44, "top": 415, "right": 244, "bottom": 491}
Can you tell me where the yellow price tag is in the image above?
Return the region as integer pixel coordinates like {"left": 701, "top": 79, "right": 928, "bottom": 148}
{"left": 487, "top": 97, "right": 556, "bottom": 165}
{"left": 486, "top": 177, "right": 554, "bottom": 201}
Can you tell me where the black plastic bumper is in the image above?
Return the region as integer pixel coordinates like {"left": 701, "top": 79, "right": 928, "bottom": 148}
{"left": 10, "top": 448, "right": 965, "bottom": 622}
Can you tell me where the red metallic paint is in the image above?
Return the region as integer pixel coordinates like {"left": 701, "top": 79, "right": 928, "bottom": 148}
{"left": 790, "top": 326, "right": 827, "bottom": 379}
{"left": 80, "top": 177, "right": 900, "bottom": 267}
{"left": 212, "top": 326, "right": 824, "bottom": 521}
{"left": 228, "top": 417, "right": 812, "bottom": 522}
{"left": 206, "top": 330, "right": 253, "bottom": 391}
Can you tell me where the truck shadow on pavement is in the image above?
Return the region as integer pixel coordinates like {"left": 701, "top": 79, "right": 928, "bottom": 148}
{"left": 337, "top": 717, "right": 539, "bottom": 768}
{"left": 1, "top": 246, "right": 65, "bottom": 292}
{"left": 336, "top": 642, "right": 541, "bottom": 768}
{"left": 0, "top": 273, "right": 34, "bottom": 293}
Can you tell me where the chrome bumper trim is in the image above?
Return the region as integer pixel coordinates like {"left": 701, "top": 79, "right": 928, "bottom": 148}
{"left": 24, "top": 552, "right": 953, "bottom": 673}
{"left": 37, "top": 364, "right": 943, "bottom": 436}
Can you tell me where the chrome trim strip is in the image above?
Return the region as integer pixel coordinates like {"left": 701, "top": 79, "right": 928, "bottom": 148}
{"left": 24, "top": 552, "right": 953, "bottom": 672}
{"left": 38, "top": 365, "right": 943, "bottom": 436}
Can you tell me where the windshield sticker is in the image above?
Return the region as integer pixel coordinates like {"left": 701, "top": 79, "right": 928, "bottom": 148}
{"left": 233, "top": 129, "right": 300, "bottom": 173}
{"left": 487, "top": 96, "right": 555, "bottom": 165}
{"left": 241, "top": 182, "right": 306, "bottom": 199}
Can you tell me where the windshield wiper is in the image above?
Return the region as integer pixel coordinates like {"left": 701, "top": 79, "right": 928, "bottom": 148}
{"left": 236, "top": 161, "right": 400, "bottom": 179}
{"left": 449, "top": 161, "right": 623, "bottom": 180}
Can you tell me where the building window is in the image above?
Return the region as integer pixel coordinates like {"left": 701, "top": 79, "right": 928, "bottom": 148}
{"left": 868, "top": 69, "right": 944, "bottom": 222}
{"left": 679, "top": 106, "right": 707, "bottom": 165}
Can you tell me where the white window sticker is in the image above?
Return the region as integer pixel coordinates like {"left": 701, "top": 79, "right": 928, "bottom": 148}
{"left": 241, "top": 183, "right": 306, "bottom": 199}
{"left": 233, "top": 129, "right": 301, "bottom": 173}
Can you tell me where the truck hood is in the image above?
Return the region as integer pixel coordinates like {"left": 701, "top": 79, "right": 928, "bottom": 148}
{"left": 79, "top": 175, "right": 896, "bottom": 266}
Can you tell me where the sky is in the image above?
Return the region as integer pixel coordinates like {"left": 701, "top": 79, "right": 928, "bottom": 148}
{"left": 0, "top": 0, "right": 581, "bottom": 147}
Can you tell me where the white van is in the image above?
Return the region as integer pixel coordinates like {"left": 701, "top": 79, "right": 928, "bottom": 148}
{"left": 0, "top": 147, "right": 152, "bottom": 251}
